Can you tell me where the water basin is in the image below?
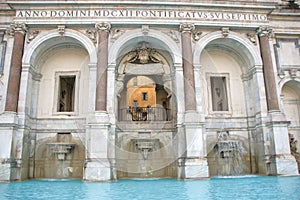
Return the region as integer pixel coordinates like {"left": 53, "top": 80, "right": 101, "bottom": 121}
{"left": 0, "top": 176, "right": 300, "bottom": 200}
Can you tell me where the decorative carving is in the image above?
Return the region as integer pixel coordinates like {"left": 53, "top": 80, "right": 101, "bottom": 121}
{"left": 163, "top": 30, "right": 180, "bottom": 43}
{"left": 125, "top": 42, "right": 161, "bottom": 64}
{"left": 290, "top": 69, "right": 298, "bottom": 78}
{"left": 193, "top": 31, "right": 202, "bottom": 41}
{"left": 221, "top": 27, "right": 230, "bottom": 37}
{"left": 257, "top": 26, "right": 273, "bottom": 38}
{"left": 27, "top": 30, "right": 39, "bottom": 43}
{"left": 47, "top": 143, "right": 75, "bottom": 161}
{"left": 142, "top": 25, "right": 149, "bottom": 35}
{"left": 6, "top": 23, "right": 27, "bottom": 36}
{"left": 95, "top": 22, "right": 111, "bottom": 32}
{"left": 86, "top": 29, "right": 96, "bottom": 43}
{"left": 179, "top": 23, "right": 195, "bottom": 33}
{"left": 57, "top": 25, "right": 65, "bottom": 37}
{"left": 247, "top": 33, "right": 257, "bottom": 45}
{"left": 111, "top": 29, "right": 125, "bottom": 41}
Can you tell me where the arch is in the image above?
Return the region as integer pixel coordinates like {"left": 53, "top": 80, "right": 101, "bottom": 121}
{"left": 194, "top": 30, "right": 262, "bottom": 68}
{"left": 22, "top": 28, "right": 97, "bottom": 66}
{"left": 108, "top": 28, "right": 182, "bottom": 66}
{"left": 279, "top": 77, "right": 300, "bottom": 94}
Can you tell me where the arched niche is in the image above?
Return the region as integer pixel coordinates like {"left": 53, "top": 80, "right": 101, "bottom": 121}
{"left": 116, "top": 42, "right": 176, "bottom": 122}
{"left": 194, "top": 30, "right": 262, "bottom": 69}
{"left": 23, "top": 29, "right": 92, "bottom": 118}
{"left": 23, "top": 29, "right": 97, "bottom": 69}
{"left": 281, "top": 80, "right": 300, "bottom": 126}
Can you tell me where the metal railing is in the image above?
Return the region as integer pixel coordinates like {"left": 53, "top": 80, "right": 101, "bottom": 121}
{"left": 118, "top": 106, "right": 171, "bottom": 121}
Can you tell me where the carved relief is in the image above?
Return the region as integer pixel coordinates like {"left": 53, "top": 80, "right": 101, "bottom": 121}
{"left": 163, "top": 30, "right": 180, "bottom": 43}
{"left": 57, "top": 25, "right": 65, "bottom": 37}
{"left": 246, "top": 33, "right": 257, "bottom": 45}
{"left": 221, "top": 27, "right": 229, "bottom": 37}
{"left": 124, "top": 42, "right": 161, "bottom": 64}
{"left": 193, "top": 31, "right": 202, "bottom": 41}
{"left": 111, "top": 29, "right": 125, "bottom": 42}
{"left": 142, "top": 25, "right": 149, "bottom": 35}
{"left": 86, "top": 29, "right": 96, "bottom": 43}
{"left": 27, "top": 30, "right": 39, "bottom": 43}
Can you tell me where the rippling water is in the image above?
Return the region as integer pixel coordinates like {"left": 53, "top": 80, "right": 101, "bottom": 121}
{"left": 0, "top": 176, "right": 299, "bottom": 200}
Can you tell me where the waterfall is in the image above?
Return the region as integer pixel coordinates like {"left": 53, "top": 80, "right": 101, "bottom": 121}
{"left": 215, "top": 131, "right": 246, "bottom": 176}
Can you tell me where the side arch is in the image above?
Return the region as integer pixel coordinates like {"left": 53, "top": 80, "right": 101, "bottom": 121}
{"left": 22, "top": 28, "right": 97, "bottom": 66}
{"left": 193, "top": 30, "right": 262, "bottom": 68}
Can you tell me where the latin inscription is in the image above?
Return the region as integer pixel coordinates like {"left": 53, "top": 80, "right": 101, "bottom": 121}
{"left": 16, "top": 9, "right": 268, "bottom": 22}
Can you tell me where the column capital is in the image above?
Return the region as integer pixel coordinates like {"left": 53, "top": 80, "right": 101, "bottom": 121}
{"left": 257, "top": 26, "right": 273, "bottom": 38}
{"left": 95, "top": 22, "right": 111, "bottom": 32}
{"left": 6, "top": 23, "right": 27, "bottom": 36}
{"left": 179, "top": 23, "right": 195, "bottom": 33}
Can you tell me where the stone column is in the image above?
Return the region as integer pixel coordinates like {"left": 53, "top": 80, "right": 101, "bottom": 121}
{"left": 177, "top": 24, "right": 209, "bottom": 180}
{"left": 95, "top": 22, "right": 111, "bottom": 111}
{"left": 5, "top": 23, "right": 27, "bottom": 112}
{"left": 179, "top": 23, "right": 196, "bottom": 111}
{"left": 257, "top": 26, "right": 279, "bottom": 111}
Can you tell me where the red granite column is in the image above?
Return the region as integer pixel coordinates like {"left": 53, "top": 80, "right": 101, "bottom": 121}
{"left": 257, "top": 26, "right": 279, "bottom": 111}
{"left": 5, "top": 23, "right": 27, "bottom": 112}
{"left": 95, "top": 22, "right": 111, "bottom": 111}
{"left": 180, "top": 23, "right": 196, "bottom": 111}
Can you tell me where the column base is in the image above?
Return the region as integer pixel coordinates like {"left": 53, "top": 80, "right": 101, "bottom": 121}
{"left": 269, "top": 155, "right": 299, "bottom": 176}
{"left": 0, "top": 162, "right": 11, "bottom": 181}
{"left": 83, "top": 159, "right": 112, "bottom": 182}
{"left": 179, "top": 158, "right": 209, "bottom": 180}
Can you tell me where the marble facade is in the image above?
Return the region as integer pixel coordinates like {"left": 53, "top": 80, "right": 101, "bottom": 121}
{"left": 0, "top": 0, "right": 299, "bottom": 181}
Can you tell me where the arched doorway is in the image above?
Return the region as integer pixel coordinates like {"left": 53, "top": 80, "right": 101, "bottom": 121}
{"left": 115, "top": 42, "right": 177, "bottom": 178}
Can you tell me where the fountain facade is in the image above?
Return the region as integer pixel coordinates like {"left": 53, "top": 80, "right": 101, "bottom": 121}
{"left": 116, "top": 130, "right": 176, "bottom": 178}
{"left": 208, "top": 131, "right": 250, "bottom": 176}
{"left": 34, "top": 133, "right": 85, "bottom": 179}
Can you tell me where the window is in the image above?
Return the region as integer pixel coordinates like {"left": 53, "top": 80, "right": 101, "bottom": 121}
{"left": 0, "top": 34, "right": 7, "bottom": 74}
{"left": 58, "top": 76, "right": 75, "bottom": 112}
{"left": 142, "top": 92, "right": 148, "bottom": 101}
{"left": 54, "top": 71, "right": 79, "bottom": 115}
{"left": 210, "top": 76, "right": 229, "bottom": 111}
{"left": 133, "top": 100, "right": 138, "bottom": 107}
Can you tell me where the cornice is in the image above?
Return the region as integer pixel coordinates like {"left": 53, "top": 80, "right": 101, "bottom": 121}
{"left": 6, "top": 1, "right": 277, "bottom": 10}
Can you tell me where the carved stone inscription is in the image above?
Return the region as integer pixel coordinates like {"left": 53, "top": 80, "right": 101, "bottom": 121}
{"left": 16, "top": 9, "right": 268, "bottom": 22}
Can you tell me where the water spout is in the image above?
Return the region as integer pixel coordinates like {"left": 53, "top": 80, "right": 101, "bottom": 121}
{"left": 214, "top": 131, "right": 246, "bottom": 176}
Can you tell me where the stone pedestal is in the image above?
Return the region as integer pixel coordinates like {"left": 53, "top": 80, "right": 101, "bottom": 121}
{"left": 0, "top": 112, "right": 29, "bottom": 181}
{"left": 179, "top": 112, "right": 209, "bottom": 179}
{"left": 84, "top": 112, "right": 114, "bottom": 181}
{"left": 266, "top": 112, "right": 298, "bottom": 175}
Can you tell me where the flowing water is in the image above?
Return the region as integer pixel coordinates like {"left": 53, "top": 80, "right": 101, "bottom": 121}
{"left": 1, "top": 176, "right": 300, "bottom": 200}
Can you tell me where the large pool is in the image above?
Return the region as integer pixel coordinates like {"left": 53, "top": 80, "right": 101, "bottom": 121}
{"left": 1, "top": 176, "right": 299, "bottom": 200}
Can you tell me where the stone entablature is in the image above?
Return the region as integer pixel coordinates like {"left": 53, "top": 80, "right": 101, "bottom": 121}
{"left": 13, "top": 4, "right": 271, "bottom": 27}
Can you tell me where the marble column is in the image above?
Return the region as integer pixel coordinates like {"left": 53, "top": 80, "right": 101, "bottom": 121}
{"left": 5, "top": 23, "right": 27, "bottom": 112}
{"left": 95, "top": 22, "right": 111, "bottom": 111}
{"left": 180, "top": 23, "right": 196, "bottom": 111}
{"left": 257, "top": 26, "right": 279, "bottom": 111}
